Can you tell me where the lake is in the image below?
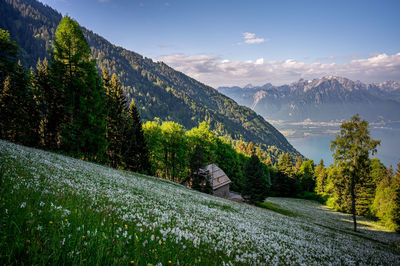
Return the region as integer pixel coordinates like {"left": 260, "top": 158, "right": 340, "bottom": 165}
{"left": 284, "top": 122, "right": 400, "bottom": 168}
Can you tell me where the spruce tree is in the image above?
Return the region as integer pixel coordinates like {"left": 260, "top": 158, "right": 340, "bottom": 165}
{"left": 243, "top": 154, "right": 268, "bottom": 203}
{"left": 122, "top": 99, "right": 150, "bottom": 174}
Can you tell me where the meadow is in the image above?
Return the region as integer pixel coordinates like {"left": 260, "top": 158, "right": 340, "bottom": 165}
{"left": 1, "top": 139, "right": 399, "bottom": 265}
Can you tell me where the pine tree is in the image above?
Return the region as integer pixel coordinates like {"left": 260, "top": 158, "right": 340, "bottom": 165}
{"left": 243, "top": 154, "right": 269, "bottom": 203}
{"left": 331, "top": 114, "right": 380, "bottom": 231}
{"left": 51, "top": 16, "right": 107, "bottom": 160}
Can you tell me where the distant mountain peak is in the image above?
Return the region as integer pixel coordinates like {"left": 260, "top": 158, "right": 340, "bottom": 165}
{"left": 243, "top": 83, "right": 254, "bottom": 89}
{"left": 218, "top": 76, "right": 400, "bottom": 123}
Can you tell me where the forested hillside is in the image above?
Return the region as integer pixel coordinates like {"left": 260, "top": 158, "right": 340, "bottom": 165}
{"left": 0, "top": 0, "right": 300, "bottom": 161}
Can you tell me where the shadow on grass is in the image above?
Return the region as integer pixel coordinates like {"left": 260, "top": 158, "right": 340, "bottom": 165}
{"left": 255, "top": 201, "right": 298, "bottom": 217}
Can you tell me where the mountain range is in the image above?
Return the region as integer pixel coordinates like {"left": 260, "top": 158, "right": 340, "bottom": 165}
{"left": 0, "top": 0, "right": 301, "bottom": 160}
{"left": 218, "top": 76, "right": 400, "bottom": 123}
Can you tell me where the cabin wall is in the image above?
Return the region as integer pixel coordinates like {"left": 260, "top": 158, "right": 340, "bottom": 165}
{"left": 213, "top": 185, "right": 230, "bottom": 198}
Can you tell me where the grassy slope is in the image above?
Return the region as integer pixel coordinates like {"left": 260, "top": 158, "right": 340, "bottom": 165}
{"left": 1, "top": 140, "right": 399, "bottom": 265}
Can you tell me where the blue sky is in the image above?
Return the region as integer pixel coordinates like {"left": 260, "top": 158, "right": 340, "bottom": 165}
{"left": 39, "top": 0, "right": 400, "bottom": 87}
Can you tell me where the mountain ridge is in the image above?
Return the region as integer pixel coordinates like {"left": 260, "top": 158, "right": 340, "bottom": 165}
{"left": 218, "top": 76, "right": 400, "bottom": 122}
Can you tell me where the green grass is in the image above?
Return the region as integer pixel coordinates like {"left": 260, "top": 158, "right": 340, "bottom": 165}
{"left": 0, "top": 150, "right": 229, "bottom": 265}
{"left": 1, "top": 140, "right": 400, "bottom": 265}
{"left": 255, "top": 201, "right": 298, "bottom": 217}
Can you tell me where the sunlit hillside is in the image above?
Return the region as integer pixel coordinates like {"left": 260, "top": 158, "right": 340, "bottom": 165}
{"left": 1, "top": 140, "right": 399, "bottom": 265}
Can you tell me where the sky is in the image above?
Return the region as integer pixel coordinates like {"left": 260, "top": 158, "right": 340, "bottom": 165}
{"left": 39, "top": 0, "right": 400, "bottom": 87}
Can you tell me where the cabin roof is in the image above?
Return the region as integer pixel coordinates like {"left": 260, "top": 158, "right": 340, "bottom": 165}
{"left": 200, "top": 164, "right": 231, "bottom": 190}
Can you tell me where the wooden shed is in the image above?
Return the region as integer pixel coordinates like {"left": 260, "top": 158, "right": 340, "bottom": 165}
{"left": 200, "top": 164, "right": 231, "bottom": 198}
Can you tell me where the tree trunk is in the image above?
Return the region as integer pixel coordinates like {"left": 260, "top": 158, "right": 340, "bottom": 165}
{"left": 351, "top": 176, "right": 357, "bottom": 232}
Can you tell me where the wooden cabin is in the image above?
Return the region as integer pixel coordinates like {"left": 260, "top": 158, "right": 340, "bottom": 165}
{"left": 181, "top": 163, "right": 232, "bottom": 198}
{"left": 200, "top": 164, "right": 231, "bottom": 198}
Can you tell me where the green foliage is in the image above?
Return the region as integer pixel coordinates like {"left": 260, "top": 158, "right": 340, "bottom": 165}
{"left": 103, "top": 68, "right": 125, "bottom": 167}
{"left": 371, "top": 164, "right": 400, "bottom": 232}
{"left": 0, "top": 28, "right": 40, "bottom": 146}
{"left": 122, "top": 99, "right": 151, "bottom": 174}
{"left": 314, "top": 159, "right": 326, "bottom": 193}
{"left": 186, "top": 121, "right": 216, "bottom": 167}
{"left": 298, "top": 160, "right": 315, "bottom": 192}
{"left": 270, "top": 168, "right": 297, "bottom": 197}
{"left": 0, "top": 28, "right": 18, "bottom": 83}
{"left": 278, "top": 153, "right": 294, "bottom": 178}
{"left": 160, "top": 121, "right": 187, "bottom": 182}
{"left": 51, "top": 16, "right": 108, "bottom": 160}
{"left": 330, "top": 114, "right": 380, "bottom": 231}
{"left": 214, "top": 138, "right": 245, "bottom": 192}
{"left": 242, "top": 155, "right": 269, "bottom": 203}
{"left": 143, "top": 120, "right": 163, "bottom": 176}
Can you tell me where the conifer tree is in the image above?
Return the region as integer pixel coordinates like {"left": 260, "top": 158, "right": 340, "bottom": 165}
{"left": 0, "top": 28, "right": 18, "bottom": 84}
{"left": 243, "top": 154, "right": 269, "bottom": 203}
{"left": 315, "top": 159, "right": 326, "bottom": 193}
{"left": 122, "top": 99, "right": 150, "bottom": 174}
{"left": 278, "top": 152, "right": 294, "bottom": 178}
{"left": 103, "top": 69, "right": 127, "bottom": 167}
{"left": 51, "top": 16, "right": 107, "bottom": 160}
{"left": 298, "top": 160, "right": 315, "bottom": 192}
{"left": 294, "top": 157, "right": 303, "bottom": 174}
{"left": 32, "top": 58, "right": 63, "bottom": 149}
{"left": 0, "top": 29, "right": 40, "bottom": 146}
{"left": 331, "top": 114, "right": 380, "bottom": 232}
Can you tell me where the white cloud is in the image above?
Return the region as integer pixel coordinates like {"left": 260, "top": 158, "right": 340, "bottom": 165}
{"left": 242, "top": 32, "right": 266, "bottom": 44}
{"left": 245, "top": 38, "right": 265, "bottom": 44}
{"left": 243, "top": 32, "right": 255, "bottom": 39}
{"left": 255, "top": 58, "right": 264, "bottom": 65}
{"left": 157, "top": 52, "right": 400, "bottom": 88}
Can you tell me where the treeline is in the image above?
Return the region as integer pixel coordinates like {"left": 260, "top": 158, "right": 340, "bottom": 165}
{"left": 142, "top": 121, "right": 271, "bottom": 200}
{"left": 314, "top": 158, "right": 400, "bottom": 232}
{"left": 0, "top": 17, "right": 149, "bottom": 173}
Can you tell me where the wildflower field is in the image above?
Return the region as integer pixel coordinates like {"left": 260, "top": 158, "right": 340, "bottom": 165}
{"left": 1, "top": 140, "right": 399, "bottom": 265}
